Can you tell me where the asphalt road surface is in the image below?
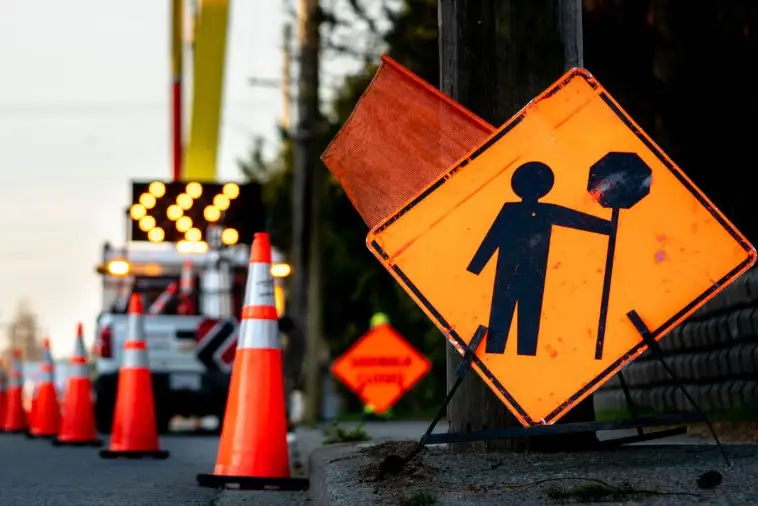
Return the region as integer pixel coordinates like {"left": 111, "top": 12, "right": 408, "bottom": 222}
{"left": 0, "top": 421, "right": 437, "bottom": 505}
{"left": 0, "top": 433, "right": 311, "bottom": 506}
{"left": 3, "top": 420, "right": 690, "bottom": 505}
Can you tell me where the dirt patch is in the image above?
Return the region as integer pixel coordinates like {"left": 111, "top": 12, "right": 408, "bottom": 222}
{"left": 688, "top": 421, "right": 758, "bottom": 443}
{"left": 357, "top": 441, "right": 436, "bottom": 483}
{"left": 351, "top": 441, "right": 447, "bottom": 505}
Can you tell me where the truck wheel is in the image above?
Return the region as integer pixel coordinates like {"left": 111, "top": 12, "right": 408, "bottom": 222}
{"left": 156, "top": 412, "right": 172, "bottom": 435}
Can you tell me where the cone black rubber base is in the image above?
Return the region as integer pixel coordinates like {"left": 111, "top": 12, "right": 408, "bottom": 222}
{"left": 2, "top": 429, "right": 28, "bottom": 435}
{"left": 196, "top": 473, "right": 310, "bottom": 491}
{"left": 53, "top": 438, "right": 103, "bottom": 448}
{"left": 99, "top": 449, "right": 170, "bottom": 460}
{"left": 26, "top": 432, "right": 55, "bottom": 439}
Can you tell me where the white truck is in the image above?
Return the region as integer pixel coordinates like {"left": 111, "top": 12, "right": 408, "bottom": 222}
{"left": 92, "top": 241, "right": 289, "bottom": 434}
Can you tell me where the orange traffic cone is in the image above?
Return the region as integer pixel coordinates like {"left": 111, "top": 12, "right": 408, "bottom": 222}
{"left": 100, "top": 294, "right": 169, "bottom": 459}
{"left": 3, "top": 349, "right": 27, "bottom": 433}
{"left": 28, "top": 339, "right": 60, "bottom": 438}
{"left": 177, "top": 260, "right": 196, "bottom": 315}
{"left": 53, "top": 323, "right": 103, "bottom": 447}
{"left": 197, "top": 232, "right": 308, "bottom": 490}
{"left": 148, "top": 282, "right": 178, "bottom": 315}
{"left": 25, "top": 375, "right": 39, "bottom": 437}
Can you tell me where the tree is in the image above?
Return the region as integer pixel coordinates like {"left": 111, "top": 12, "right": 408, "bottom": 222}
{"left": 7, "top": 300, "right": 42, "bottom": 362}
{"left": 242, "top": 0, "right": 449, "bottom": 418}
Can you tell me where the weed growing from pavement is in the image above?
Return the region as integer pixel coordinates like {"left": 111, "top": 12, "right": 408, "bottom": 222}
{"left": 400, "top": 490, "right": 438, "bottom": 506}
{"left": 322, "top": 421, "right": 372, "bottom": 445}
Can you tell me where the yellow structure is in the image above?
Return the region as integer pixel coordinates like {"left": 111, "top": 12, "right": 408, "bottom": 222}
{"left": 183, "top": 0, "right": 230, "bottom": 182}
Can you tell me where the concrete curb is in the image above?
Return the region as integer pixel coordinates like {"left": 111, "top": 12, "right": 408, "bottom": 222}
{"left": 309, "top": 443, "right": 375, "bottom": 506}
{"left": 310, "top": 442, "right": 758, "bottom": 505}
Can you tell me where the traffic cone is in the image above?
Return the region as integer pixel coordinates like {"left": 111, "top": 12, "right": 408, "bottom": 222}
{"left": 28, "top": 339, "right": 60, "bottom": 438}
{"left": 3, "top": 349, "right": 27, "bottom": 433}
{"left": 148, "top": 282, "right": 178, "bottom": 315}
{"left": 53, "top": 323, "right": 102, "bottom": 447}
{"left": 25, "top": 375, "right": 39, "bottom": 437}
{"left": 99, "top": 294, "right": 169, "bottom": 459}
{"left": 177, "top": 260, "right": 196, "bottom": 315}
{"left": 197, "top": 232, "right": 309, "bottom": 491}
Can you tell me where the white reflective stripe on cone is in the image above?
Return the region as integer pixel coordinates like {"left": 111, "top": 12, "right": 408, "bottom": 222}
{"left": 127, "top": 314, "right": 145, "bottom": 342}
{"left": 237, "top": 318, "right": 280, "bottom": 350}
{"left": 247, "top": 263, "right": 276, "bottom": 307}
{"left": 69, "top": 363, "right": 90, "bottom": 378}
{"left": 12, "top": 359, "right": 22, "bottom": 380}
{"left": 122, "top": 348, "right": 149, "bottom": 368}
{"left": 39, "top": 370, "right": 53, "bottom": 383}
{"left": 74, "top": 338, "right": 87, "bottom": 359}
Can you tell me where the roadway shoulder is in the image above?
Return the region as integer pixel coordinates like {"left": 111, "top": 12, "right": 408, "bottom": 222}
{"left": 310, "top": 439, "right": 758, "bottom": 505}
{"left": 309, "top": 442, "right": 379, "bottom": 506}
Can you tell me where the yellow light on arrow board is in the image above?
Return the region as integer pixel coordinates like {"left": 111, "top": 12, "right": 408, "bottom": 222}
{"left": 223, "top": 183, "right": 240, "bottom": 199}
{"left": 204, "top": 205, "right": 220, "bottom": 222}
{"left": 177, "top": 193, "right": 193, "bottom": 210}
{"left": 176, "top": 240, "right": 209, "bottom": 253}
{"left": 213, "top": 194, "right": 230, "bottom": 210}
{"left": 167, "top": 204, "right": 183, "bottom": 221}
{"left": 130, "top": 204, "right": 147, "bottom": 220}
{"left": 176, "top": 216, "right": 192, "bottom": 232}
{"left": 148, "top": 181, "right": 166, "bottom": 197}
{"left": 148, "top": 227, "right": 165, "bottom": 242}
{"left": 186, "top": 227, "right": 202, "bottom": 242}
{"left": 139, "top": 215, "right": 156, "bottom": 231}
{"left": 139, "top": 193, "right": 156, "bottom": 209}
{"left": 186, "top": 182, "right": 203, "bottom": 199}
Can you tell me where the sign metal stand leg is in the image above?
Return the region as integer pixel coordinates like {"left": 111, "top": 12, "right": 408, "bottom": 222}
{"left": 420, "top": 325, "right": 488, "bottom": 443}
{"left": 626, "top": 310, "right": 730, "bottom": 466}
{"left": 417, "top": 314, "right": 730, "bottom": 467}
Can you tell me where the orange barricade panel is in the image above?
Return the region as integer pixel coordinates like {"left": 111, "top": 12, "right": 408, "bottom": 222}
{"left": 366, "top": 69, "right": 756, "bottom": 426}
{"left": 321, "top": 55, "right": 494, "bottom": 229}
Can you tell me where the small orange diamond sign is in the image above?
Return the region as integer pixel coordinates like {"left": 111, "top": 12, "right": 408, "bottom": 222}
{"left": 366, "top": 68, "right": 756, "bottom": 427}
{"left": 331, "top": 323, "right": 431, "bottom": 414}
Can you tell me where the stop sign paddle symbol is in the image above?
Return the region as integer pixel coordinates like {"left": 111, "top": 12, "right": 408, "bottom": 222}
{"left": 587, "top": 151, "right": 652, "bottom": 360}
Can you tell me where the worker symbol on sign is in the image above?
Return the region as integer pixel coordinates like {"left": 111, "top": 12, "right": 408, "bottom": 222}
{"left": 467, "top": 153, "right": 652, "bottom": 359}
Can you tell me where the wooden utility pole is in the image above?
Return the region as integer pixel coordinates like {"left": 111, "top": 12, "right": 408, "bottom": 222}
{"left": 439, "top": 0, "right": 596, "bottom": 452}
{"left": 291, "top": 0, "right": 324, "bottom": 424}
{"left": 281, "top": 23, "right": 293, "bottom": 132}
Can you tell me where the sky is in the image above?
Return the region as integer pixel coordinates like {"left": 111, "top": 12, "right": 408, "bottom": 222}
{"left": 0, "top": 0, "right": 295, "bottom": 357}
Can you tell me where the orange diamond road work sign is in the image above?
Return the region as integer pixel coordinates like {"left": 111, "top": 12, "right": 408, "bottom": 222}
{"left": 366, "top": 68, "right": 756, "bottom": 427}
{"left": 331, "top": 323, "right": 431, "bottom": 414}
